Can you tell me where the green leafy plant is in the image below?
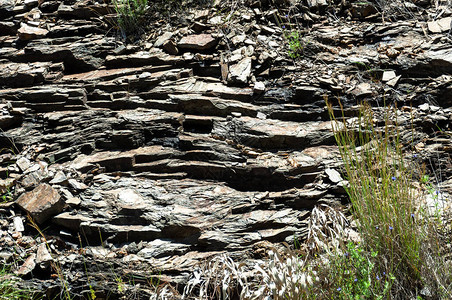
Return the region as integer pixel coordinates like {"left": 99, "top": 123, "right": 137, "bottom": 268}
{"left": 327, "top": 242, "right": 395, "bottom": 299}
{"left": 113, "top": 0, "right": 148, "bottom": 39}
{"left": 0, "top": 264, "right": 36, "bottom": 300}
{"left": 286, "top": 31, "right": 304, "bottom": 59}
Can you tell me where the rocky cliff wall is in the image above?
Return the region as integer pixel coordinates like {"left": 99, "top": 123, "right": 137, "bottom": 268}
{"left": 0, "top": 0, "right": 451, "bottom": 298}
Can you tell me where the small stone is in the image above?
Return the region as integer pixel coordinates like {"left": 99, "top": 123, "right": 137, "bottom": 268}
{"left": 351, "top": 82, "right": 372, "bottom": 97}
{"left": 0, "top": 0, "right": 15, "bottom": 11}
{"left": 254, "top": 81, "right": 266, "bottom": 94}
{"left": 13, "top": 216, "right": 24, "bottom": 232}
{"left": 386, "top": 75, "right": 401, "bottom": 87}
{"left": 208, "top": 16, "right": 222, "bottom": 25}
{"left": 162, "top": 39, "right": 179, "bottom": 55}
{"left": 36, "top": 243, "right": 53, "bottom": 267}
{"left": 16, "top": 157, "right": 31, "bottom": 172}
{"left": 261, "top": 25, "right": 276, "bottom": 35}
{"left": 419, "top": 103, "right": 430, "bottom": 111}
{"left": 183, "top": 52, "right": 194, "bottom": 60}
{"left": 65, "top": 197, "right": 81, "bottom": 206}
{"left": 242, "top": 14, "right": 251, "bottom": 22}
{"left": 68, "top": 179, "right": 88, "bottom": 191}
{"left": 192, "top": 22, "right": 208, "bottom": 33}
{"left": 12, "top": 232, "right": 22, "bottom": 239}
{"left": 16, "top": 253, "right": 36, "bottom": 276}
{"left": 382, "top": 70, "right": 396, "bottom": 82}
{"left": 154, "top": 31, "right": 173, "bottom": 47}
{"left": 231, "top": 35, "right": 246, "bottom": 46}
{"left": 0, "top": 178, "right": 15, "bottom": 194}
{"left": 138, "top": 72, "right": 152, "bottom": 79}
{"left": 427, "top": 17, "right": 452, "bottom": 33}
{"left": 307, "top": 0, "right": 328, "bottom": 7}
{"left": 268, "top": 41, "right": 279, "bottom": 48}
{"left": 16, "top": 183, "right": 63, "bottom": 224}
{"left": 24, "top": 0, "right": 38, "bottom": 7}
{"left": 49, "top": 170, "right": 68, "bottom": 185}
{"left": 256, "top": 112, "right": 267, "bottom": 119}
{"left": 325, "top": 168, "right": 343, "bottom": 183}
{"left": 113, "top": 45, "right": 126, "bottom": 55}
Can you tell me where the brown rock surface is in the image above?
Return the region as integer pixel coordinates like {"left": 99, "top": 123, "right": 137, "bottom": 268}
{"left": 16, "top": 183, "right": 63, "bottom": 224}
{"left": 17, "top": 23, "right": 48, "bottom": 41}
{"left": 178, "top": 34, "right": 217, "bottom": 50}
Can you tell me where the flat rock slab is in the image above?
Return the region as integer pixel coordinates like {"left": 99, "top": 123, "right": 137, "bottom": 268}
{"left": 178, "top": 34, "right": 217, "bottom": 50}
{"left": 16, "top": 183, "right": 63, "bottom": 224}
{"left": 17, "top": 23, "right": 48, "bottom": 41}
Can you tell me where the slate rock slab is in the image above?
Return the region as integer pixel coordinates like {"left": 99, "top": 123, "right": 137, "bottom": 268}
{"left": 17, "top": 23, "right": 49, "bottom": 41}
{"left": 178, "top": 34, "right": 217, "bottom": 50}
{"left": 16, "top": 183, "right": 63, "bottom": 224}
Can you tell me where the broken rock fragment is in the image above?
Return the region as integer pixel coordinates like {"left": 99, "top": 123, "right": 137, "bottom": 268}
{"left": 16, "top": 183, "right": 63, "bottom": 224}
{"left": 15, "top": 253, "right": 36, "bottom": 276}
{"left": 427, "top": 17, "right": 452, "bottom": 33}
{"left": 227, "top": 57, "right": 252, "bottom": 85}
{"left": 36, "top": 243, "right": 53, "bottom": 268}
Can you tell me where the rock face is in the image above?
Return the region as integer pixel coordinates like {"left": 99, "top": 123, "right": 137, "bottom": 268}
{"left": 0, "top": 0, "right": 451, "bottom": 298}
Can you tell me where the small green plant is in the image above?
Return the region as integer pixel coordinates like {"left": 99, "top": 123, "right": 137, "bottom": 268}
{"left": 1, "top": 188, "right": 12, "bottom": 203}
{"left": 0, "top": 264, "right": 36, "bottom": 299}
{"left": 327, "top": 242, "right": 395, "bottom": 299}
{"left": 286, "top": 31, "right": 304, "bottom": 59}
{"left": 113, "top": 0, "right": 148, "bottom": 39}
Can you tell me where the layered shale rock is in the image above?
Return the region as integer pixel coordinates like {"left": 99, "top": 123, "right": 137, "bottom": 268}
{"left": 0, "top": 0, "right": 451, "bottom": 298}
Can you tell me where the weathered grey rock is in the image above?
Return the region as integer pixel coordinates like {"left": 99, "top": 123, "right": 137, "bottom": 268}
{"left": 0, "top": 178, "right": 15, "bottom": 194}
{"left": 154, "top": 32, "right": 174, "bottom": 47}
{"left": 427, "top": 17, "right": 452, "bottom": 33}
{"left": 49, "top": 170, "right": 68, "bottom": 185}
{"left": 16, "top": 157, "right": 31, "bottom": 172}
{"left": 227, "top": 57, "right": 252, "bottom": 85}
{"left": 16, "top": 183, "right": 63, "bottom": 224}
{"left": 13, "top": 216, "right": 24, "bottom": 232}
{"left": 137, "top": 239, "right": 190, "bottom": 258}
{"left": 325, "top": 168, "right": 343, "bottom": 183}
{"left": 0, "top": 62, "right": 64, "bottom": 88}
{"left": 253, "top": 81, "right": 265, "bottom": 94}
{"left": 0, "top": 0, "right": 15, "bottom": 15}
{"left": 382, "top": 70, "right": 396, "bottom": 82}
{"left": 351, "top": 82, "right": 373, "bottom": 97}
{"left": 36, "top": 243, "right": 52, "bottom": 268}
